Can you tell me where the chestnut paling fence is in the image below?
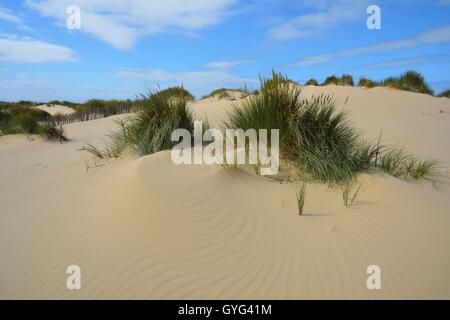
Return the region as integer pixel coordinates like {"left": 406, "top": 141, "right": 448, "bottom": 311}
{"left": 40, "top": 103, "right": 135, "bottom": 126}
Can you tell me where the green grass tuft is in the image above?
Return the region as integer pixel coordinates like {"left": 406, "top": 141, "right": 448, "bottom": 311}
{"left": 37, "top": 123, "right": 67, "bottom": 142}
{"left": 380, "top": 147, "right": 439, "bottom": 181}
{"left": 296, "top": 182, "right": 307, "bottom": 215}
{"left": 342, "top": 180, "right": 364, "bottom": 207}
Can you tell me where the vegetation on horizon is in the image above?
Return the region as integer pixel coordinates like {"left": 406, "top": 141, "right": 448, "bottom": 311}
{"left": 155, "top": 86, "right": 195, "bottom": 102}
{"left": 358, "top": 77, "right": 378, "bottom": 88}
{"left": 438, "top": 89, "right": 450, "bottom": 98}
{"left": 382, "top": 71, "right": 434, "bottom": 95}
{"left": 201, "top": 87, "right": 253, "bottom": 100}
{"left": 315, "top": 70, "right": 435, "bottom": 96}
{"left": 305, "top": 78, "right": 318, "bottom": 86}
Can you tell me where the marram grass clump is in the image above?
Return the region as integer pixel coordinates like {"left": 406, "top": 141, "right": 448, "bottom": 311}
{"left": 37, "top": 123, "right": 67, "bottom": 143}
{"left": 382, "top": 71, "right": 433, "bottom": 95}
{"left": 84, "top": 87, "right": 197, "bottom": 158}
{"left": 226, "top": 71, "right": 439, "bottom": 184}
{"left": 226, "top": 71, "right": 380, "bottom": 183}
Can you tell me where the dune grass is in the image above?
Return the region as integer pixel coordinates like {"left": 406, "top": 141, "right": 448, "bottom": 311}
{"left": 317, "top": 71, "right": 434, "bottom": 95}
{"left": 379, "top": 147, "right": 438, "bottom": 181}
{"left": 342, "top": 180, "right": 364, "bottom": 207}
{"left": 37, "top": 123, "right": 67, "bottom": 143}
{"left": 226, "top": 71, "right": 439, "bottom": 185}
{"left": 226, "top": 71, "right": 381, "bottom": 183}
{"left": 382, "top": 71, "right": 433, "bottom": 95}
{"left": 84, "top": 87, "right": 197, "bottom": 158}
{"left": 296, "top": 182, "right": 307, "bottom": 215}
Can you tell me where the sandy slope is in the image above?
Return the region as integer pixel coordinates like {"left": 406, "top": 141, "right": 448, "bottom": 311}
{"left": 1, "top": 87, "right": 450, "bottom": 299}
{"left": 34, "top": 104, "right": 76, "bottom": 116}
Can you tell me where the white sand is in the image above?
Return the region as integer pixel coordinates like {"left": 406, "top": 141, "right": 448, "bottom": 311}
{"left": 1, "top": 87, "right": 450, "bottom": 299}
{"left": 34, "top": 104, "right": 76, "bottom": 116}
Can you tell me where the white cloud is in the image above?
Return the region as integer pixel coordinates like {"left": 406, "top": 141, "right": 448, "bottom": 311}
{"left": 291, "top": 25, "right": 450, "bottom": 67}
{"left": 0, "top": 34, "right": 75, "bottom": 63}
{"left": 0, "top": 7, "right": 32, "bottom": 31}
{"left": 268, "top": 0, "right": 370, "bottom": 40}
{"left": 359, "top": 54, "right": 450, "bottom": 69}
{"left": 204, "top": 60, "right": 253, "bottom": 69}
{"left": 26, "top": 0, "right": 238, "bottom": 50}
{"left": 0, "top": 7, "right": 23, "bottom": 24}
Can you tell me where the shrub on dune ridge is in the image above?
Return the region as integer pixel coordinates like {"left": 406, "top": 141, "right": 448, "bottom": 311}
{"left": 201, "top": 88, "right": 249, "bottom": 100}
{"left": 322, "top": 75, "right": 339, "bottom": 86}
{"left": 382, "top": 71, "right": 433, "bottom": 95}
{"left": 338, "top": 74, "right": 354, "bottom": 86}
{"left": 397, "top": 71, "right": 433, "bottom": 95}
{"left": 358, "top": 77, "right": 378, "bottom": 88}
{"left": 305, "top": 79, "right": 318, "bottom": 86}
{"left": 156, "top": 86, "right": 195, "bottom": 101}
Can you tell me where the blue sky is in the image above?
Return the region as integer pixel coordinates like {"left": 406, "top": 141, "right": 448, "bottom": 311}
{"left": 0, "top": 0, "right": 450, "bottom": 102}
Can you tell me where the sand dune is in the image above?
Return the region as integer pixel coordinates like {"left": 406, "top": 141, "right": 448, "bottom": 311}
{"left": 34, "top": 104, "right": 76, "bottom": 116}
{"left": 1, "top": 86, "right": 450, "bottom": 299}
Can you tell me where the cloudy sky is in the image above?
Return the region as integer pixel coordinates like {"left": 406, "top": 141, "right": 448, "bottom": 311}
{"left": 0, "top": 0, "right": 449, "bottom": 101}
